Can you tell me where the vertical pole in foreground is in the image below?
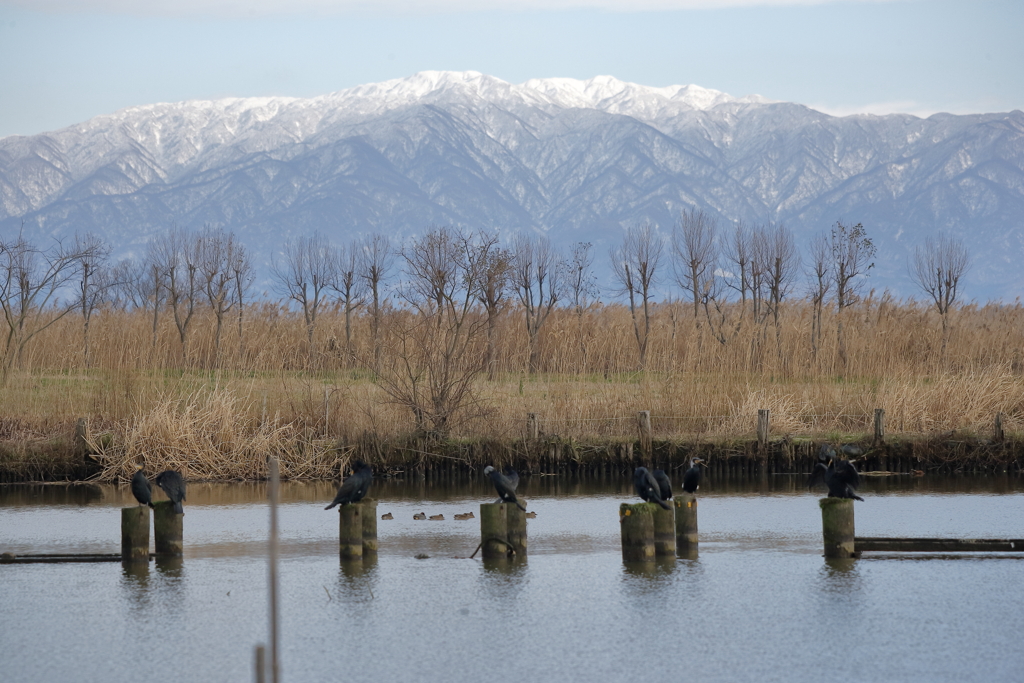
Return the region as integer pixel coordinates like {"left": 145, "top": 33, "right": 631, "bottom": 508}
{"left": 339, "top": 504, "right": 364, "bottom": 560}
{"left": 361, "top": 500, "right": 378, "bottom": 555}
{"left": 506, "top": 503, "right": 527, "bottom": 557}
{"left": 820, "top": 497, "right": 856, "bottom": 559}
{"left": 757, "top": 410, "right": 770, "bottom": 452}
{"left": 619, "top": 503, "right": 656, "bottom": 562}
{"left": 153, "top": 501, "right": 183, "bottom": 556}
{"left": 674, "top": 492, "right": 698, "bottom": 550}
{"left": 254, "top": 645, "right": 266, "bottom": 683}
{"left": 268, "top": 457, "right": 280, "bottom": 683}
{"left": 480, "top": 503, "right": 509, "bottom": 559}
{"left": 121, "top": 506, "right": 150, "bottom": 563}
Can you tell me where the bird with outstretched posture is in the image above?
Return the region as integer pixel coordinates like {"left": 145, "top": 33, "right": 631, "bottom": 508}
{"left": 682, "top": 458, "right": 704, "bottom": 494}
{"left": 502, "top": 466, "right": 520, "bottom": 492}
{"left": 130, "top": 465, "right": 153, "bottom": 508}
{"left": 808, "top": 445, "right": 864, "bottom": 501}
{"left": 325, "top": 460, "right": 372, "bottom": 510}
{"left": 155, "top": 470, "right": 186, "bottom": 514}
{"left": 484, "top": 465, "right": 527, "bottom": 511}
{"left": 651, "top": 469, "right": 673, "bottom": 501}
{"left": 633, "top": 467, "right": 671, "bottom": 510}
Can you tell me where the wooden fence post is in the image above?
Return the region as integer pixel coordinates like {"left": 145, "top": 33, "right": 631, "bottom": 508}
{"left": 820, "top": 498, "right": 856, "bottom": 559}
{"left": 506, "top": 504, "right": 527, "bottom": 557}
{"left": 995, "top": 413, "right": 1004, "bottom": 442}
{"left": 153, "top": 501, "right": 183, "bottom": 556}
{"left": 619, "top": 503, "right": 656, "bottom": 562}
{"left": 361, "top": 500, "right": 378, "bottom": 555}
{"left": 638, "top": 410, "right": 652, "bottom": 458}
{"left": 527, "top": 413, "right": 539, "bottom": 441}
{"left": 480, "top": 503, "right": 509, "bottom": 559}
{"left": 873, "top": 408, "right": 886, "bottom": 445}
{"left": 757, "top": 410, "right": 769, "bottom": 451}
{"left": 674, "top": 492, "right": 698, "bottom": 550}
{"left": 339, "top": 503, "right": 363, "bottom": 560}
{"left": 121, "top": 506, "right": 150, "bottom": 563}
{"left": 652, "top": 505, "right": 675, "bottom": 556}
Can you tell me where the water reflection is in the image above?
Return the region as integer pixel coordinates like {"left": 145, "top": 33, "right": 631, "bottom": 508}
{"left": 621, "top": 556, "right": 679, "bottom": 580}
{"left": 120, "top": 561, "right": 152, "bottom": 617}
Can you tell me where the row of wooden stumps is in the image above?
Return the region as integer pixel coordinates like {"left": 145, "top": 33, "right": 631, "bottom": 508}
{"left": 478, "top": 503, "right": 528, "bottom": 559}
{"left": 338, "top": 500, "right": 378, "bottom": 560}
{"left": 120, "top": 501, "right": 183, "bottom": 562}
{"left": 619, "top": 492, "right": 698, "bottom": 562}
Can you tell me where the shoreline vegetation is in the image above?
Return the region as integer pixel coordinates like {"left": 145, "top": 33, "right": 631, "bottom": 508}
{"left": 0, "top": 224, "right": 1020, "bottom": 481}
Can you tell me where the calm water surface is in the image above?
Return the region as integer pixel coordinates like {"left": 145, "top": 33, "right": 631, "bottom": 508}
{"left": 1, "top": 473, "right": 1023, "bottom": 683}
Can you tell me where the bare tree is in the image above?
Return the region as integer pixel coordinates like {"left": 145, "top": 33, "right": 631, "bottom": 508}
{"left": 759, "top": 224, "right": 801, "bottom": 360}
{"left": 0, "top": 231, "right": 100, "bottom": 381}
{"left": 230, "top": 244, "right": 253, "bottom": 352}
{"left": 334, "top": 241, "right": 366, "bottom": 359}
{"left": 723, "top": 222, "right": 753, "bottom": 314}
{"left": 197, "top": 228, "right": 243, "bottom": 367}
{"left": 476, "top": 236, "right": 512, "bottom": 380}
{"left": 807, "top": 232, "right": 832, "bottom": 362}
{"left": 376, "top": 226, "right": 494, "bottom": 437}
{"left": 910, "top": 233, "right": 970, "bottom": 358}
{"left": 358, "top": 233, "right": 394, "bottom": 365}
{"left": 510, "top": 233, "right": 561, "bottom": 374}
{"left": 673, "top": 208, "right": 718, "bottom": 318}
{"left": 272, "top": 232, "right": 337, "bottom": 356}
{"left": 566, "top": 241, "right": 599, "bottom": 366}
{"left": 74, "top": 233, "right": 117, "bottom": 368}
{"left": 149, "top": 227, "right": 202, "bottom": 363}
{"left": 829, "top": 221, "right": 876, "bottom": 366}
{"left": 610, "top": 222, "right": 663, "bottom": 368}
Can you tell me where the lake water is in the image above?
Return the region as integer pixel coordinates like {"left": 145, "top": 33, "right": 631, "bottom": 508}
{"left": 2, "top": 473, "right": 1023, "bottom": 683}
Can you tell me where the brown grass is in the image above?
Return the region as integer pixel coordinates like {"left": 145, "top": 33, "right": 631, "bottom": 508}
{"left": 2, "top": 293, "right": 1022, "bottom": 480}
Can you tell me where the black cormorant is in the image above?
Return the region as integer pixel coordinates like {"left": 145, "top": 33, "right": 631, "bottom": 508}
{"left": 155, "top": 470, "right": 186, "bottom": 514}
{"left": 633, "top": 467, "right": 671, "bottom": 510}
{"left": 130, "top": 466, "right": 153, "bottom": 508}
{"left": 682, "top": 458, "right": 704, "bottom": 494}
{"left": 502, "top": 466, "right": 520, "bottom": 492}
{"left": 651, "top": 469, "right": 673, "bottom": 501}
{"left": 324, "top": 460, "right": 372, "bottom": 510}
{"left": 484, "top": 465, "right": 527, "bottom": 511}
{"left": 808, "top": 444, "right": 864, "bottom": 501}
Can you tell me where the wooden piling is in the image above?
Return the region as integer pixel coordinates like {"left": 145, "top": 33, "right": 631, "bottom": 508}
{"left": 995, "top": 413, "right": 1004, "bottom": 442}
{"left": 757, "top": 409, "right": 769, "bottom": 451}
{"left": 153, "top": 500, "right": 183, "bottom": 556}
{"left": 360, "top": 500, "right": 378, "bottom": 554}
{"left": 638, "top": 410, "right": 652, "bottom": 458}
{"left": 120, "top": 506, "right": 150, "bottom": 563}
{"left": 527, "top": 413, "right": 539, "bottom": 440}
{"left": 480, "top": 502, "right": 509, "bottom": 559}
{"left": 339, "top": 503, "right": 364, "bottom": 560}
{"left": 619, "top": 502, "right": 656, "bottom": 562}
{"left": 652, "top": 505, "right": 675, "bottom": 556}
{"left": 674, "top": 492, "right": 698, "bottom": 549}
{"left": 820, "top": 497, "right": 856, "bottom": 559}
{"left": 506, "top": 503, "right": 527, "bottom": 557}
{"left": 874, "top": 408, "right": 886, "bottom": 445}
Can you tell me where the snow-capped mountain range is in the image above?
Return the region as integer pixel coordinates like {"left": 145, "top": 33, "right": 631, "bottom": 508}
{"left": 1, "top": 71, "right": 1022, "bottom": 299}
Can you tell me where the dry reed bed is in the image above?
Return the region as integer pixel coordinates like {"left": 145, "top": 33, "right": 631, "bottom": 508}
{"left": 0, "top": 297, "right": 1022, "bottom": 480}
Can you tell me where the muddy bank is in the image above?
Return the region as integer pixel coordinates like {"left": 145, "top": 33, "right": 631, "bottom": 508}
{"left": 2, "top": 432, "right": 1021, "bottom": 483}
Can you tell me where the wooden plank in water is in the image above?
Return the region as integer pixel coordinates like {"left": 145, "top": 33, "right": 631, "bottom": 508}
{"left": 856, "top": 538, "right": 1024, "bottom": 552}
{"left": 1, "top": 553, "right": 146, "bottom": 564}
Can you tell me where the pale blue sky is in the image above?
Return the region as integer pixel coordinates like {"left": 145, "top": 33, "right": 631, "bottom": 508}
{"left": 0, "top": 0, "right": 1021, "bottom": 139}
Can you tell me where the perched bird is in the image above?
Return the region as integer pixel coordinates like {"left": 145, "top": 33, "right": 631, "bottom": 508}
{"left": 682, "top": 458, "right": 704, "bottom": 494}
{"left": 808, "top": 445, "right": 864, "bottom": 501}
{"left": 429, "top": 514, "right": 444, "bottom": 521}
{"left": 324, "top": 460, "right": 372, "bottom": 510}
{"left": 130, "top": 465, "right": 153, "bottom": 508}
{"left": 633, "top": 467, "right": 671, "bottom": 510}
{"left": 380, "top": 512, "right": 394, "bottom": 520}
{"left": 155, "top": 470, "right": 186, "bottom": 514}
{"left": 503, "top": 466, "right": 520, "bottom": 491}
{"left": 651, "top": 469, "right": 673, "bottom": 501}
{"left": 413, "top": 512, "right": 426, "bottom": 520}
{"left": 484, "top": 465, "right": 527, "bottom": 511}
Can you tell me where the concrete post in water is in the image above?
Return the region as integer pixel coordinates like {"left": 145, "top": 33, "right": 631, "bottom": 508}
{"left": 638, "top": 411, "right": 652, "bottom": 458}
{"left": 527, "top": 413, "right": 539, "bottom": 440}
{"left": 757, "top": 410, "right": 769, "bottom": 451}
{"left": 995, "top": 413, "right": 1004, "bottom": 443}
{"left": 480, "top": 503, "right": 509, "bottom": 559}
{"left": 339, "top": 503, "right": 364, "bottom": 560}
{"left": 619, "top": 503, "right": 656, "bottom": 562}
{"left": 820, "top": 498, "right": 856, "bottom": 559}
{"left": 153, "top": 500, "right": 183, "bottom": 556}
{"left": 652, "top": 505, "right": 675, "bottom": 556}
{"left": 361, "top": 500, "right": 378, "bottom": 555}
{"left": 674, "top": 492, "right": 698, "bottom": 549}
{"left": 873, "top": 409, "right": 886, "bottom": 445}
{"left": 506, "top": 503, "right": 527, "bottom": 557}
{"left": 121, "top": 506, "right": 150, "bottom": 563}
